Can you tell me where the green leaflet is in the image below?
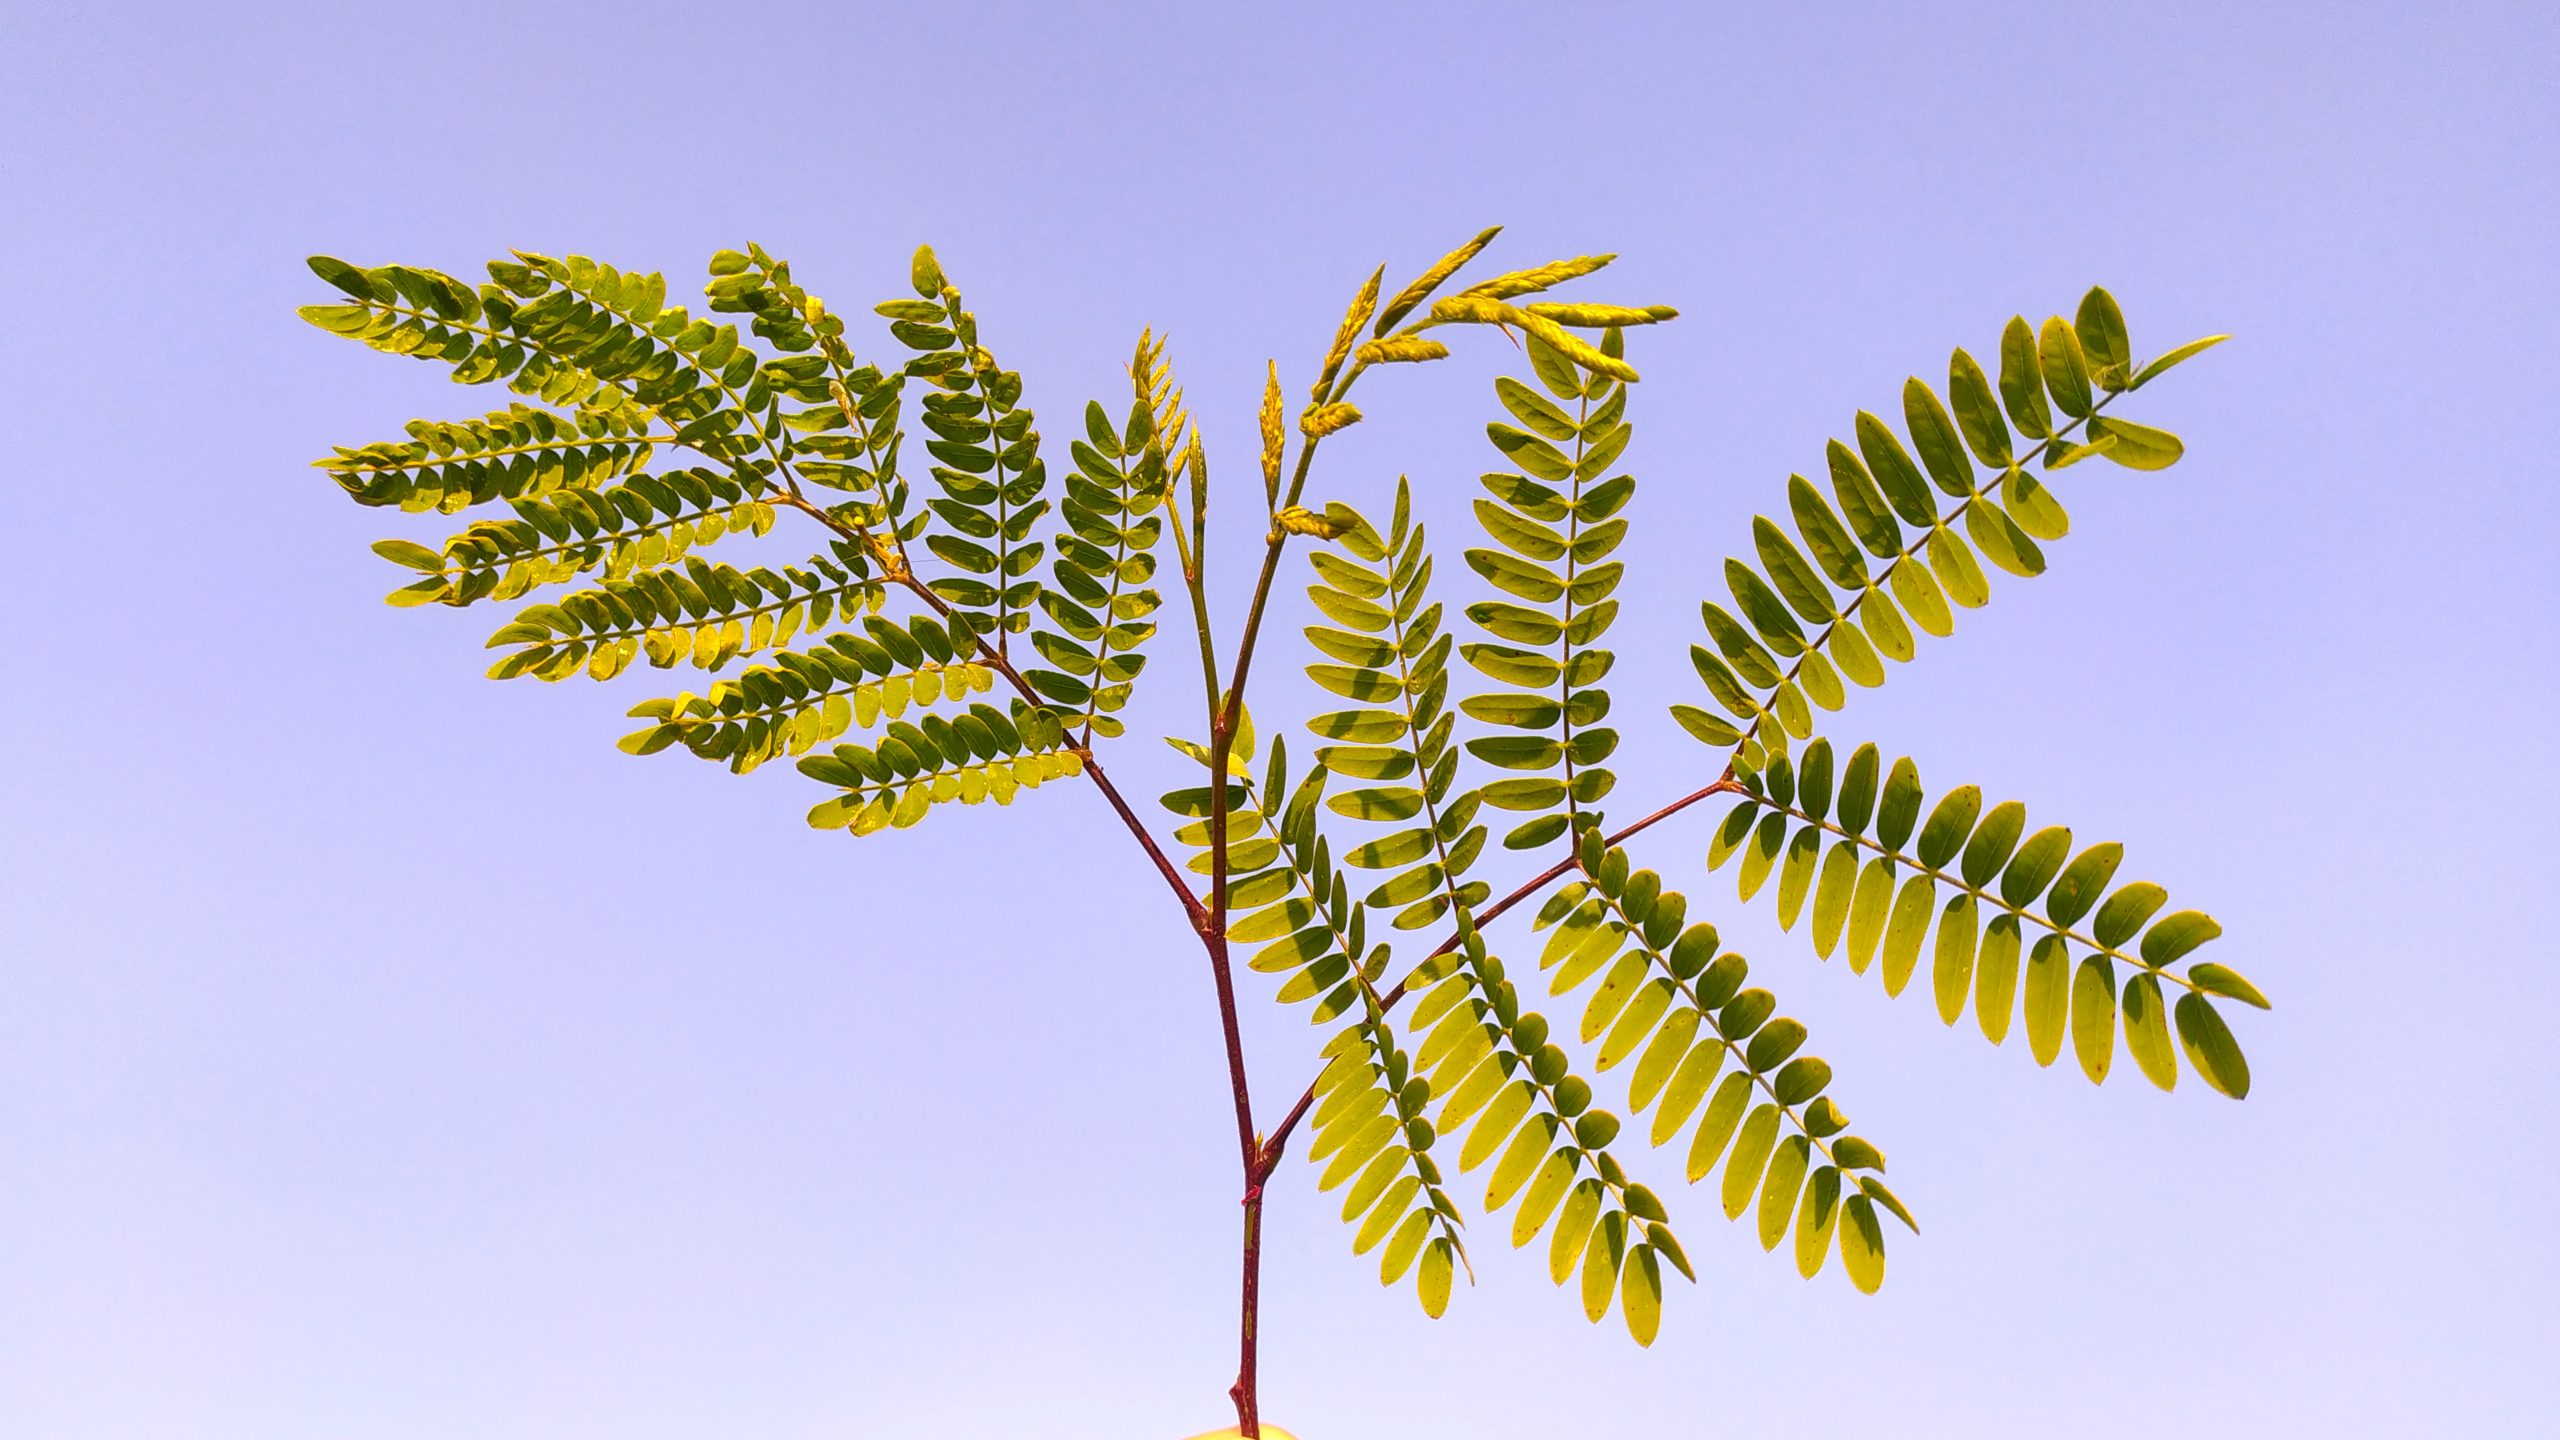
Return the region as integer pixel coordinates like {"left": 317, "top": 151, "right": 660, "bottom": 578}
{"left": 2075, "top": 287, "right": 2132, "bottom": 390}
{"left": 2088, "top": 415, "right": 2186, "bottom": 470}
{"left": 1933, "top": 894, "right": 1979, "bottom": 1025}
{"left": 1882, "top": 874, "right": 1935, "bottom": 996}
{"left": 1775, "top": 825, "right": 1822, "bottom": 930}
{"left": 2132, "top": 334, "right": 2231, "bottom": 389}
{"left": 1976, "top": 915, "right": 2022, "bottom": 1044}
{"left": 1891, "top": 558, "right": 1954, "bottom": 637}
{"left": 2002, "top": 826, "right": 2073, "bottom": 907}
{"left": 1961, "top": 800, "right": 2028, "bottom": 887}
{"left": 1999, "top": 316, "right": 2053, "bottom": 439}
{"left": 1755, "top": 518, "right": 1839, "bottom": 622}
{"left": 1840, "top": 1194, "right": 1887, "bottom": 1294}
{"left": 1904, "top": 377, "right": 1975, "bottom": 496}
{"left": 1845, "top": 856, "right": 1896, "bottom": 974}
{"left": 2037, "top": 316, "right": 2095, "bottom": 419}
{"left": 1965, "top": 501, "right": 2045, "bottom": 578}
{"left": 2025, "top": 935, "right": 2072, "bottom": 1066}
{"left": 1916, "top": 785, "right": 1983, "bottom": 869}
{"left": 1721, "top": 1105, "right": 1782, "bottom": 1221}
{"left": 2005, "top": 470, "right": 2071, "bottom": 540}
{"left": 1790, "top": 475, "right": 1869, "bottom": 589}
{"left": 1757, "top": 1136, "right": 1812, "bottom": 1250}
{"left": 1828, "top": 619, "right": 1886, "bottom": 687}
{"left": 1726, "top": 560, "right": 1806, "bottom": 654}
{"left": 2121, "top": 971, "right": 2178, "bottom": 1090}
{"left": 2072, "top": 956, "right": 2118, "bottom": 1083}
{"left": 2048, "top": 842, "right": 2125, "bottom": 928}
{"left": 1792, "top": 737, "right": 1832, "bottom": 819}
{"left": 1928, "top": 526, "right": 1991, "bottom": 608}
{"left": 1810, "top": 840, "right": 1859, "bottom": 958}
{"left": 1877, "top": 756, "right": 1923, "bottom": 848}
{"left": 2095, "top": 881, "right": 2170, "bottom": 948}
{"left": 2175, "top": 993, "right": 2253, "bottom": 1098}
{"left": 1579, "top": 1209, "right": 1626, "bottom": 1322}
{"left": 1948, "top": 347, "right": 2012, "bottom": 467}
{"left": 1620, "top": 1243, "right": 1663, "bottom": 1346}
{"left": 2190, "top": 962, "right": 2271, "bottom": 1010}
{"left": 1832, "top": 434, "right": 1913, "bottom": 550}
{"left": 2142, "top": 910, "right": 2223, "bottom": 966}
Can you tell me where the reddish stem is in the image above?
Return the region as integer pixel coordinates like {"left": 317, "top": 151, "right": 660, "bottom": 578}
{"left": 1230, "top": 1175, "right": 1267, "bottom": 1436}
{"left": 1075, "top": 746, "right": 1210, "bottom": 932}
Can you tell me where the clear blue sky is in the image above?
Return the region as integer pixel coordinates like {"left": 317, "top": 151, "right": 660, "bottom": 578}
{"left": 3, "top": 3, "right": 2553, "bottom": 1436}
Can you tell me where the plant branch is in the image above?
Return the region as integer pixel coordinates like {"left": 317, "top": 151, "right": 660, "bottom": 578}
{"left": 1577, "top": 855, "right": 1852, "bottom": 1176}
{"left": 1751, "top": 792, "right": 2211, "bottom": 996}
{"left": 1257, "top": 771, "right": 1746, "bottom": 1169}
{"left": 1721, "top": 395, "right": 2119, "bottom": 771}
{"left": 1210, "top": 381, "right": 1343, "bottom": 769}
{"left": 1171, "top": 449, "right": 1225, "bottom": 729}
{"left": 782, "top": 493, "right": 1210, "bottom": 930}
{"left": 417, "top": 498, "right": 767, "bottom": 582}
{"left": 328, "top": 432, "right": 681, "bottom": 473}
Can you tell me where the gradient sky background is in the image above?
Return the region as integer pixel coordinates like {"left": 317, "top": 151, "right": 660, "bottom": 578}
{"left": 3, "top": 4, "right": 2555, "bottom": 1437}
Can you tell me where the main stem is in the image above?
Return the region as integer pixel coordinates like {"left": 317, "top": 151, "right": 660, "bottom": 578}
{"left": 1206, "top": 368, "right": 1359, "bottom": 1436}
{"left": 1232, "top": 1172, "right": 1267, "bottom": 1433}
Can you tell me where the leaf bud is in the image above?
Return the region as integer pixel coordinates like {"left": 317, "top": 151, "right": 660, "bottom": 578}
{"left": 1300, "top": 401, "right": 1363, "bottom": 440}
{"left": 1273, "top": 506, "right": 1349, "bottom": 540}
